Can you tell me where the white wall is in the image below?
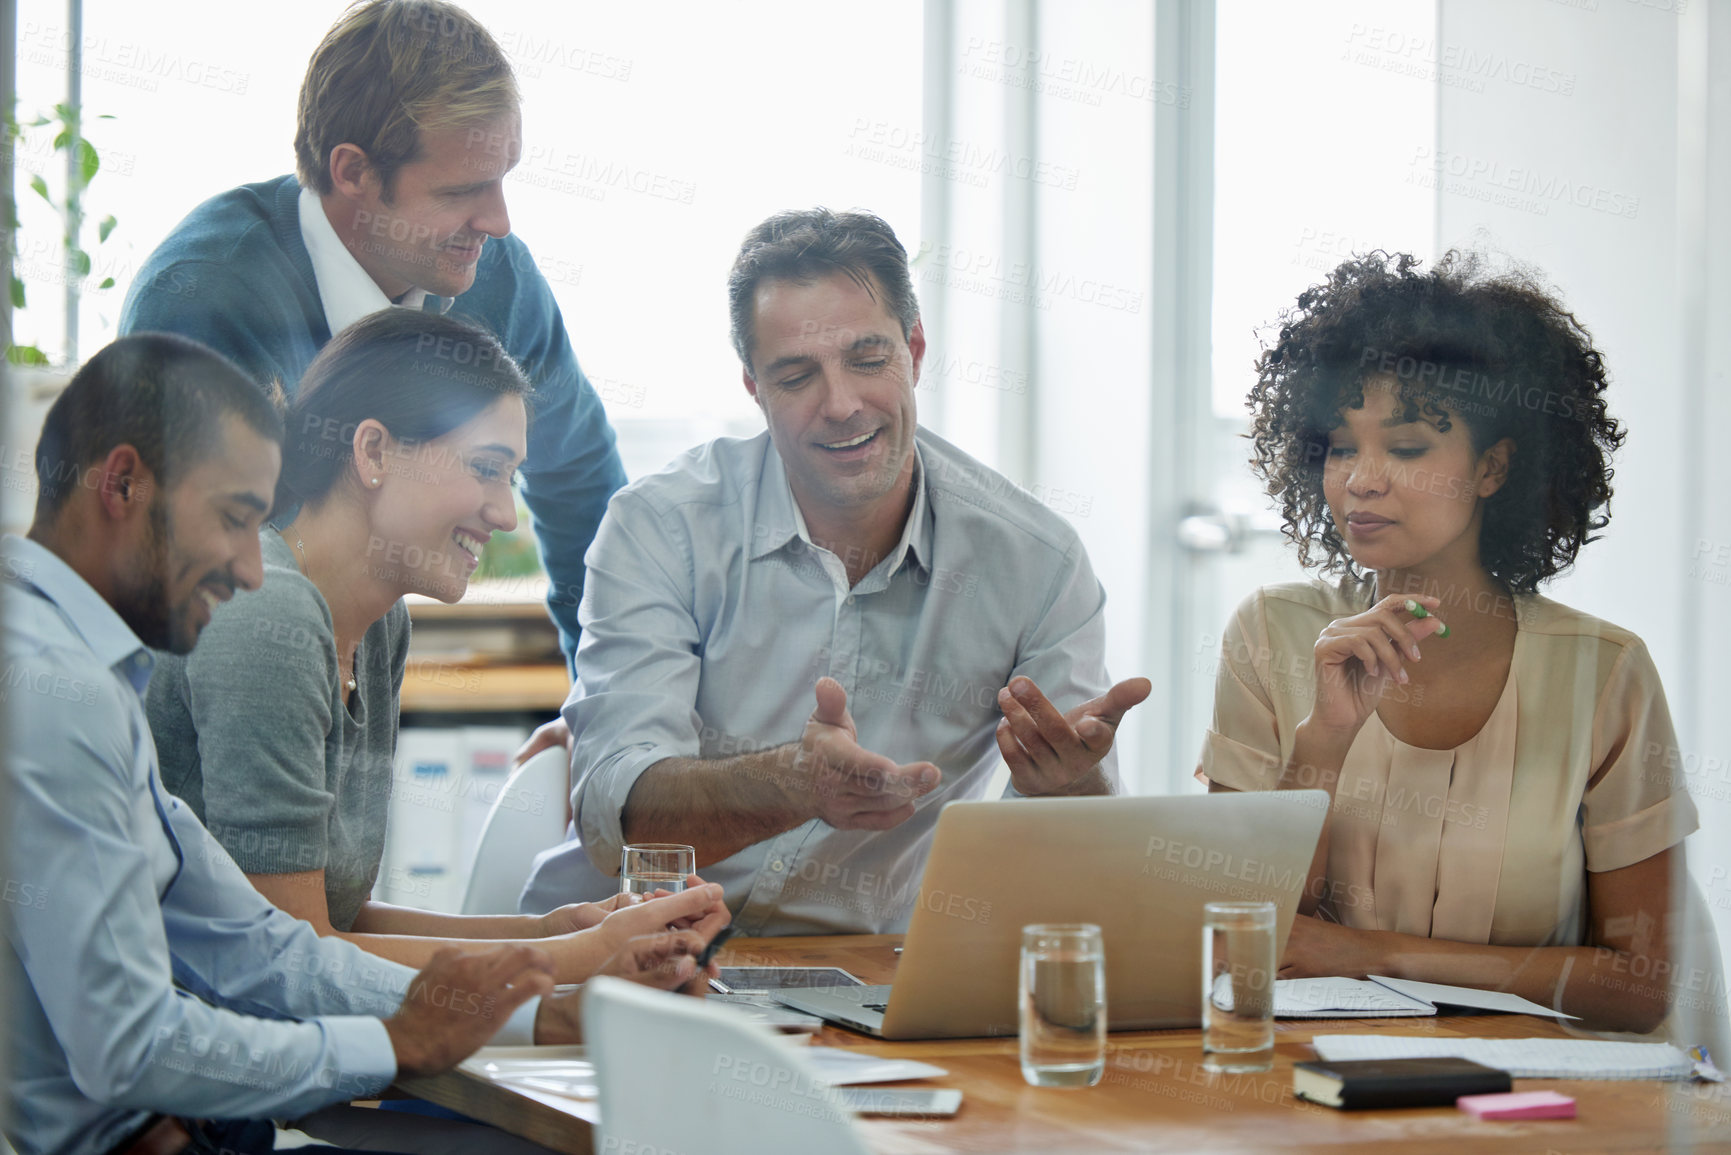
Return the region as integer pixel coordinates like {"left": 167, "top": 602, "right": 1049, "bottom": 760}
{"left": 1701, "top": 1, "right": 1731, "bottom": 933}
{"left": 1436, "top": 0, "right": 1731, "bottom": 967}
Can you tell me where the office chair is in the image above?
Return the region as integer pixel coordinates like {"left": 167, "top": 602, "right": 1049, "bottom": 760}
{"left": 1659, "top": 876, "right": 1730, "bottom": 1060}
{"left": 584, "top": 977, "right": 871, "bottom": 1155}
{"left": 1583, "top": 874, "right": 1730, "bottom": 1061}
{"left": 458, "top": 747, "right": 570, "bottom": 915}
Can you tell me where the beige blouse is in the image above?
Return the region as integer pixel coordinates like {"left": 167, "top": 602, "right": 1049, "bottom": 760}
{"left": 1196, "top": 580, "right": 1698, "bottom": 947}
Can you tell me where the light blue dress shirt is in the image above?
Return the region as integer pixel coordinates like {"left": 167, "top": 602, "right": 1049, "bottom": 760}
{"left": 544, "top": 428, "right": 1117, "bottom": 935}
{"left": 1, "top": 535, "right": 415, "bottom": 1155}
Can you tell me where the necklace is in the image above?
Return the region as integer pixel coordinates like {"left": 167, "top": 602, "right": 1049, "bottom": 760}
{"left": 281, "top": 523, "right": 358, "bottom": 694}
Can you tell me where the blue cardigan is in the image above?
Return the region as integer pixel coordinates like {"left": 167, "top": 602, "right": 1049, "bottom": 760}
{"left": 119, "top": 175, "right": 627, "bottom": 662}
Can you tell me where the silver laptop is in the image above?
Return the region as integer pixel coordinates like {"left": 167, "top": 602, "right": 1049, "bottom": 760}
{"left": 774, "top": 791, "right": 1327, "bottom": 1040}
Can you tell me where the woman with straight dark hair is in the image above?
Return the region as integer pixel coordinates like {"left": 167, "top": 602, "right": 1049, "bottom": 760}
{"left": 147, "top": 308, "right": 727, "bottom": 982}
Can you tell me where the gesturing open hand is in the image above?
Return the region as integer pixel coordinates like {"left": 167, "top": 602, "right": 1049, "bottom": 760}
{"left": 798, "top": 677, "right": 941, "bottom": 830}
{"left": 995, "top": 675, "right": 1151, "bottom": 795}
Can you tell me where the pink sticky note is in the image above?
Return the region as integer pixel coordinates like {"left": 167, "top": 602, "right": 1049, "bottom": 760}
{"left": 1456, "top": 1091, "right": 1577, "bottom": 1120}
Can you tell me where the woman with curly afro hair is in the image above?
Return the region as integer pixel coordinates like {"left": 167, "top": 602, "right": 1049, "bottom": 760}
{"left": 1196, "top": 251, "right": 1699, "bottom": 1037}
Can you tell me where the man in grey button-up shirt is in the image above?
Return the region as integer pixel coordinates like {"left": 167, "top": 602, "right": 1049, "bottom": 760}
{"left": 526, "top": 209, "right": 1149, "bottom": 935}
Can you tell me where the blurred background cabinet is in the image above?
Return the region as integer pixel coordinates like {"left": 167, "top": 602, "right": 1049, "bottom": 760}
{"left": 381, "top": 583, "right": 568, "bottom": 914}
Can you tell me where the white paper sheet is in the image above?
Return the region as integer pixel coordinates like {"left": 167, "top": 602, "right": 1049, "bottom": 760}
{"left": 1272, "top": 977, "right": 1435, "bottom": 1017}
{"left": 803, "top": 1047, "right": 949, "bottom": 1085}
{"left": 1367, "top": 975, "right": 1581, "bottom": 1020}
{"left": 1262, "top": 975, "right": 1583, "bottom": 1019}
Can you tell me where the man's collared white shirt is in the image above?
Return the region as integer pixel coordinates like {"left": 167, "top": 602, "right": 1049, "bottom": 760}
{"left": 296, "top": 185, "right": 437, "bottom": 334}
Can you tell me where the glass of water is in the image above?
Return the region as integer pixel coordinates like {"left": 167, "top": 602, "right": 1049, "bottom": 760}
{"left": 1019, "top": 923, "right": 1106, "bottom": 1088}
{"left": 619, "top": 843, "right": 695, "bottom": 900}
{"left": 1201, "top": 901, "right": 1276, "bottom": 1073}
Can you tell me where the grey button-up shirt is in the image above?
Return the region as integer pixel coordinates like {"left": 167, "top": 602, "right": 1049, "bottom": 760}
{"left": 564, "top": 428, "right": 1117, "bottom": 935}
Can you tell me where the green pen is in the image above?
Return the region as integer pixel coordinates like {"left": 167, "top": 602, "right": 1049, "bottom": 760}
{"left": 1405, "top": 599, "right": 1450, "bottom": 638}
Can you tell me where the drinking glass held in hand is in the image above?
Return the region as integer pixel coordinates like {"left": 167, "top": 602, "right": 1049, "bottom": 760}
{"left": 1019, "top": 923, "right": 1106, "bottom": 1088}
{"left": 1201, "top": 901, "right": 1275, "bottom": 1073}
{"left": 620, "top": 844, "right": 695, "bottom": 900}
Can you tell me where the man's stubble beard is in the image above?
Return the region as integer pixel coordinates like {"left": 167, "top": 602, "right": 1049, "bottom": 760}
{"left": 119, "top": 500, "right": 189, "bottom": 654}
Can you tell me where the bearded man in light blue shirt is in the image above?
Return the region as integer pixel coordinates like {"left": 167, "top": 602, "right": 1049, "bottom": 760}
{"left": 2, "top": 335, "right": 712, "bottom": 1155}
{"left": 523, "top": 209, "right": 1150, "bottom": 935}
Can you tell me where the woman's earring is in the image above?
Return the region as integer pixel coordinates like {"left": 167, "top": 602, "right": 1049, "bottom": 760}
{"left": 370, "top": 477, "right": 382, "bottom": 487}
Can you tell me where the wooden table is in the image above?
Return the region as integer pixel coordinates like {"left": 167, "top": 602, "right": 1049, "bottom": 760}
{"left": 398, "top": 935, "right": 1731, "bottom": 1153}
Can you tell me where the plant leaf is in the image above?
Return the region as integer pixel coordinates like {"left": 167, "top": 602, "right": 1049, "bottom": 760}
{"left": 98, "top": 214, "right": 117, "bottom": 242}
{"left": 75, "top": 140, "right": 99, "bottom": 187}
{"left": 97, "top": 276, "right": 115, "bottom": 290}
{"left": 28, "top": 174, "right": 49, "bottom": 204}
{"left": 6, "top": 345, "right": 51, "bottom": 367}
{"left": 68, "top": 249, "right": 91, "bottom": 277}
{"left": 10, "top": 276, "right": 25, "bottom": 310}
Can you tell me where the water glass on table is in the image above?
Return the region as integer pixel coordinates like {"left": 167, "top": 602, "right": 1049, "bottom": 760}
{"left": 1019, "top": 923, "right": 1106, "bottom": 1088}
{"left": 1201, "top": 901, "right": 1275, "bottom": 1073}
{"left": 619, "top": 843, "right": 695, "bottom": 900}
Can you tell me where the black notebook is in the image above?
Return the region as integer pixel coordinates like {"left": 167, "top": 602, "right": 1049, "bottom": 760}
{"left": 1293, "top": 1056, "right": 1512, "bottom": 1110}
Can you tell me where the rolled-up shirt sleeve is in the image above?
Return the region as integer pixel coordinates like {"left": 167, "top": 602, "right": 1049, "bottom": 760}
{"left": 1001, "top": 539, "right": 1120, "bottom": 794}
{"left": 1195, "top": 589, "right": 1285, "bottom": 792}
{"left": 6, "top": 661, "right": 400, "bottom": 1122}
{"left": 1582, "top": 638, "right": 1700, "bottom": 872}
{"left": 568, "top": 490, "right": 706, "bottom": 873}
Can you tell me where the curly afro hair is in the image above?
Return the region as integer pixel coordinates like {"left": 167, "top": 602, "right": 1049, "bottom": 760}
{"left": 1246, "top": 250, "right": 1625, "bottom": 594}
